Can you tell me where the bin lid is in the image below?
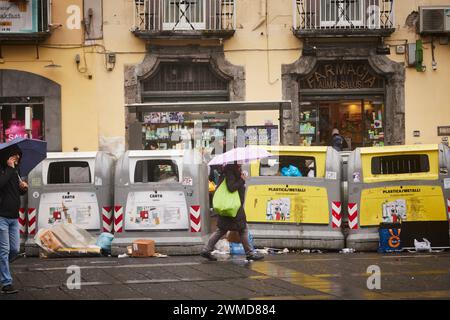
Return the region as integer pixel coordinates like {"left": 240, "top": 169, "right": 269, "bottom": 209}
{"left": 47, "top": 152, "right": 99, "bottom": 159}
{"left": 360, "top": 144, "right": 439, "bottom": 155}
{"left": 261, "top": 146, "right": 328, "bottom": 153}
{"left": 127, "top": 150, "right": 185, "bottom": 158}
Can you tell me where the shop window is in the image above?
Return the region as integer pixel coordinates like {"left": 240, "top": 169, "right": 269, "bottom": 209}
{"left": 260, "top": 156, "right": 316, "bottom": 177}
{"left": 134, "top": 160, "right": 179, "bottom": 183}
{"left": 47, "top": 161, "right": 91, "bottom": 184}
{"left": 0, "top": 97, "right": 45, "bottom": 142}
{"left": 138, "top": 62, "right": 231, "bottom": 151}
{"left": 371, "top": 155, "right": 430, "bottom": 175}
{"left": 298, "top": 99, "right": 384, "bottom": 149}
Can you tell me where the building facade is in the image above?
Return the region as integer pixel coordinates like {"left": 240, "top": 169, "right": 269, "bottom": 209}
{"left": 0, "top": 0, "right": 449, "bottom": 154}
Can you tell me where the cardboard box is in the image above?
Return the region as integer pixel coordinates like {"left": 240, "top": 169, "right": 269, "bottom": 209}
{"left": 226, "top": 231, "right": 241, "bottom": 243}
{"left": 132, "top": 239, "right": 155, "bottom": 257}
{"left": 39, "top": 230, "right": 63, "bottom": 251}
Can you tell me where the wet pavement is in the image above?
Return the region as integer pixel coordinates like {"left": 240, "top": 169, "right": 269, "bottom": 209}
{"left": 2, "top": 251, "right": 450, "bottom": 300}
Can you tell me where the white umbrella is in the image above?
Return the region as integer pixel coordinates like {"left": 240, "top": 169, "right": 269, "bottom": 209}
{"left": 208, "top": 146, "right": 273, "bottom": 166}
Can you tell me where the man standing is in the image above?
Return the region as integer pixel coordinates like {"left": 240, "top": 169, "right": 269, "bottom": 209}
{"left": 0, "top": 146, "right": 28, "bottom": 294}
{"left": 330, "top": 128, "right": 348, "bottom": 152}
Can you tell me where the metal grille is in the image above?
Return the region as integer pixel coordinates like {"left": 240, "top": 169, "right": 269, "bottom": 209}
{"left": 133, "top": 0, "right": 235, "bottom": 31}
{"left": 371, "top": 155, "right": 430, "bottom": 175}
{"left": 142, "top": 63, "right": 229, "bottom": 92}
{"left": 294, "top": 0, "right": 394, "bottom": 30}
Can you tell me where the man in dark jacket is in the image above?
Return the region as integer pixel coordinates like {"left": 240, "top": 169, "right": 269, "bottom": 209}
{"left": 0, "top": 145, "right": 28, "bottom": 294}
{"left": 330, "top": 128, "right": 348, "bottom": 152}
{"left": 201, "top": 163, "right": 263, "bottom": 261}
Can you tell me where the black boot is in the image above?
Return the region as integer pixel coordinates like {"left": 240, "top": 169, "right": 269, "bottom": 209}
{"left": 200, "top": 251, "right": 218, "bottom": 261}
{"left": 1, "top": 285, "right": 18, "bottom": 294}
{"left": 246, "top": 252, "right": 264, "bottom": 261}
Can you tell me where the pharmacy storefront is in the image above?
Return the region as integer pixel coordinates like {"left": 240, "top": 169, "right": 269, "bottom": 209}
{"left": 282, "top": 52, "right": 405, "bottom": 149}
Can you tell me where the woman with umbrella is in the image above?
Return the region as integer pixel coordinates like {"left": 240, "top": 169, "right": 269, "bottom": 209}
{"left": 201, "top": 163, "right": 264, "bottom": 261}
{"left": 0, "top": 145, "right": 28, "bottom": 294}
{"left": 201, "top": 146, "right": 271, "bottom": 261}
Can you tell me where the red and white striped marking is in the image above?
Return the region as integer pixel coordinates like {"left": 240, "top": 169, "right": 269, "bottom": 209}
{"left": 102, "top": 207, "right": 113, "bottom": 233}
{"left": 114, "top": 206, "right": 124, "bottom": 233}
{"left": 447, "top": 199, "right": 450, "bottom": 220}
{"left": 331, "top": 201, "right": 342, "bottom": 228}
{"left": 190, "top": 205, "right": 201, "bottom": 233}
{"left": 18, "top": 208, "right": 26, "bottom": 235}
{"left": 348, "top": 203, "right": 358, "bottom": 230}
{"left": 28, "top": 208, "right": 37, "bottom": 235}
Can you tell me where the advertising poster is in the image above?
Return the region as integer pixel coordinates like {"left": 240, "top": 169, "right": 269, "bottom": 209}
{"left": 5, "top": 119, "right": 42, "bottom": 141}
{"left": 245, "top": 185, "right": 329, "bottom": 224}
{"left": 359, "top": 186, "right": 447, "bottom": 226}
{"left": 237, "top": 126, "right": 278, "bottom": 146}
{"left": 382, "top": 199, "right": 407, "bottom": 223}
{"left": 266, "top": 198, "right": 291, "bottom": 221}
{"left": 37, "top": 192, "right": 101, "bottom": 230}
{"left": 125, "top": 191, "right": 189, "bottom": 230}
{"left": 0, "top": 0, "right": 37, "bottom": 33}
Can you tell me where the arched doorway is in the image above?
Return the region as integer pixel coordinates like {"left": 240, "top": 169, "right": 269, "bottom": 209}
{"left": 0, "top": 70, "right": 61, "bottom": 151}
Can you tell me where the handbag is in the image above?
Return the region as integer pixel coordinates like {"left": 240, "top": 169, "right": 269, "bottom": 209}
{"left": 212, "top": 178, "right": 241, "bottom": 218}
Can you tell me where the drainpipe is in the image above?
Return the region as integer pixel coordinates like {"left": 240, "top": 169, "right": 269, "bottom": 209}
{"left": 252, "top": 0, "right": 266, "bottom": 31}
{"left": 265, "top": 0, "right": 278, "bottom": 85}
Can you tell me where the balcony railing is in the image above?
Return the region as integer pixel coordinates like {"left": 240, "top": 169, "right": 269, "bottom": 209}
{"left": 0, "top": 0, "right": 51, "bottom": 42}
{"left": 293, "top": 0, "right": 395, "bottom": 37}
{"left": 132, "top": 0, "right": 235, "bottom": 39}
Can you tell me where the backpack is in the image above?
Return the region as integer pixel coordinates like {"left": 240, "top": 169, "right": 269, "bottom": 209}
{"left": 212, "top": 178, "right": 241, "bottom": 218}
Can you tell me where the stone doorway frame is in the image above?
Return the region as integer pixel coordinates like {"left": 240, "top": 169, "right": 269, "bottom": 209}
{"left": 282, "top": 51, "right": 405, "bottom": 146}
{"left": 0, "top": 70, "right": 61, "bottom": 151}
{"left": 124, "top": 45, "right": 245, "bottom": 150}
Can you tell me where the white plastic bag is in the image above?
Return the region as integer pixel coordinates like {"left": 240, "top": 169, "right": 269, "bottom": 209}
{"left": 214, "top": 239, "right": 230, "bottom": 254}
{"left": 414, "top": 238, "right": 431, "bottom": 252}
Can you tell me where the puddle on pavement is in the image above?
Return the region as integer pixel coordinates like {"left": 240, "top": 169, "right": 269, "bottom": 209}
{"left": 249, "top": 261, "right": 344, "bottom": 297}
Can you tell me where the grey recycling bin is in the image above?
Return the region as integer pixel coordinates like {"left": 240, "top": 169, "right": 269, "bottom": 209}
{"left": 243, "top": 146, "right": 345, "bottom": 250}
{"left": 112, "top": 149, "right": 210, "bottom": 255}
{"left": 25, "top": 151, "right": 116, "bottom": 256}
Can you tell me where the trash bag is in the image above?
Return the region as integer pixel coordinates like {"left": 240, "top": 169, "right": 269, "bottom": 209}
{"left": 35, "top": 223, "right": 101, "bottom": 258}
{"left": 229, "top": 232, "right": 254, "bottom": 255}
{"left": 414, "top": 238, "right": 431, "bottom": 252}
{"left": 281, "top": 165, "right": 302, "bottom": 177}
{"left": 96, "top": 232, "right": 114, "bottom": 255}
{"left": 214, "top": 239, "right": 230, "bottom": 254}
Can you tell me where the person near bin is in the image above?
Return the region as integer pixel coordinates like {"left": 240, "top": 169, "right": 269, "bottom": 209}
{"left": 201, "top": 163, "right": 264, "bottom": 261}
{"left": 145, "top": 141, "right": 159, "bottom": 150}
{"left": 0, "top": 145, "right": 28, "bottom": 294}
{"left": 330, "top": 128, "right": 348, "bottom": 152}
{"left": 207, "top": 136, "right": 225, "bottom": 185}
